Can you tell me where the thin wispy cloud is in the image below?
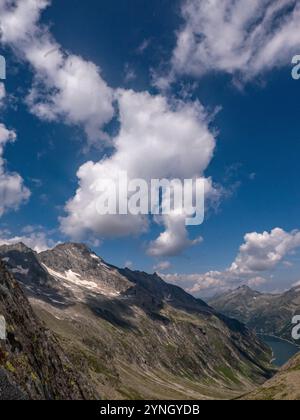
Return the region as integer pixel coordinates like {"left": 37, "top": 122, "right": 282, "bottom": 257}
{"left": 157, "top": 0, "right": 300, "bottom": 86}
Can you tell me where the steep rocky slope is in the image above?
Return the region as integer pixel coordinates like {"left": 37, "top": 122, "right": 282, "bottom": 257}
{"left": 0, "top": 243, "right": 275, "bottom": 400}
{"left": 208, "top": 286, "right": 300, "bottom": 344}
{"left": 0, "top": 260, "right": 96, "bottom": 400}
{"left": 242, "top": 352, "right": 300, "bottom": 400}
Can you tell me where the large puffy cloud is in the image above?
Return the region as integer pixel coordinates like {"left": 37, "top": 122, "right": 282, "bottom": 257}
{"left": 162, "top": 228, "right": 300, "bottom": 296}
{"left": 0, "top": 123, "right": 30, "bottom": 216}
{"left": 61, "top": 89, "right": 218, "bottom": 255}
{"left": 171, "top": 0, "right": 300, "bottom": 81}
{"left": 230, "top": 228, "right": 300, "bottom": 274}
{"left": 112, "top": 90, "right": 215, "bottom": 180}
{"left": 0, "top": 0, "right": 114, "bottom": 145}
{"left": 0, "top": 0, "right": 221, "bottom": 256}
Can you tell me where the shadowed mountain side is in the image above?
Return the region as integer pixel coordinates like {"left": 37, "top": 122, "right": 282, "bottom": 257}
{"left": 0, "top": 260, "right": 97, "bottom": 400}
{"left": 0, "top": 243, "right": 275, "bottom": 400}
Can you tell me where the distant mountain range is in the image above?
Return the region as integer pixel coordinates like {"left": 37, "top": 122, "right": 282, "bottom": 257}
{"left": 0, "top": 243, "right": 274, "bottom": 400}
{"left": 208, "top": 285, "right": 300, "bottom": 344}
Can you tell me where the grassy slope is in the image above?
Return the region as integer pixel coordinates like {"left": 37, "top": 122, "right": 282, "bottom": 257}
{"left": 31, "top": 297, "right": 273, "bottom": 400}
{"left": 242, "top": 353, "right": 300, "bottom": 400}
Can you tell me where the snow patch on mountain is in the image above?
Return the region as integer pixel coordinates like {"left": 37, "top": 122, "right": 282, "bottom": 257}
{"left": 42, "top": 264, "right": 120, "bottom": 297}
{"left": 11, "top": 266, "right": 29, "bottom": 276}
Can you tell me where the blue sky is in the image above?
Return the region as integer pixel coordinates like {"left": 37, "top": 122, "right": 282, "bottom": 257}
{"left": 0, "top": 0, "right": 300, "bottom": 296}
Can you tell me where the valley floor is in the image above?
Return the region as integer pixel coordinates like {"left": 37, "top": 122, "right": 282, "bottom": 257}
{"left": 32, "top": 298, "right": 271, "bottom": 400}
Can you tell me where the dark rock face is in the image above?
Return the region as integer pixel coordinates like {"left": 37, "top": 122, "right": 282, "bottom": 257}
{"left": 0, "top": 243, "right": 54, "bottom": 293}
{"left": 209, "top": 286, "right": 300, "bottom": 344}
{"left": 0, "top": 260, "right": 96, "bottom": 400}
{"left": 0, "top": 243, "right": 275, "bottom": 399}
{"left": 0, "top": 369, "right": 27, "bottom": 400}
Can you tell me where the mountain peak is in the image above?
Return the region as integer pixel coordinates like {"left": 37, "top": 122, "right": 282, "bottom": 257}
{"left": 41, "top": 242, "right": 104, "bottom": 262}
{"left": 0, "top": 242, "right": 34, "bottom": 254}
{"left": 238, "top": 285, "right": 252, "bottom": 292}
{"left": 51, "top": 242, "right": 92, "bottom": 254}
{"left": 42, "top": 243, "right": 106, "bottom": 267}
{"left": 236, "top": 285, "right": 262, "bottom": 296}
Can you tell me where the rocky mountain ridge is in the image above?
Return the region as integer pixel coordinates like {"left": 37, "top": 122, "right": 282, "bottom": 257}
{"left": 0, "top": 259, "right": 96, "bottom": 400}
{"left": 208, "top": 285, "right": 300, "bottom": 344}
{"left": 0, "top": 242, "right": 275, "bottom": 400}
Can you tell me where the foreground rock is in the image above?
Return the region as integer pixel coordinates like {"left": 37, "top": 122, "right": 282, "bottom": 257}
{"left": 0, "top": 260, "right": 96, "bottom": 400}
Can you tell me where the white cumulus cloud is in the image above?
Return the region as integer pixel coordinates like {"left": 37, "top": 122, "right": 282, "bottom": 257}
{"left": 0, "top": 0, "right": 223, "bottom": 257}
{"left": 61, "top": 89, "right": 218, "bottom": 255}
{"left": 0, "top": 0, "right": 114, "bottom": 146}
{"left": 162, "top": 228, "right": 300, "bottom": 296}
{"left": 230, "top": 228, "right": 300, "bottom": 274}
{"left": 171, "top": 0, "right": 300, "bottom": 81}
{"left": 0, "top": 123, "right": 30, "bottom": 216}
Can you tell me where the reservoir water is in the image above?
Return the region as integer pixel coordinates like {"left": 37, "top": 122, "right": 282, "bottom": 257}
{"left": 261, "top": 335, "right": 299, "bottom": 367}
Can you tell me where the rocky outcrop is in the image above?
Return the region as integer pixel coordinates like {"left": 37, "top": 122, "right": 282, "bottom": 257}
{"left": 0, "top": 260, "right": 97, "bottom": 400}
